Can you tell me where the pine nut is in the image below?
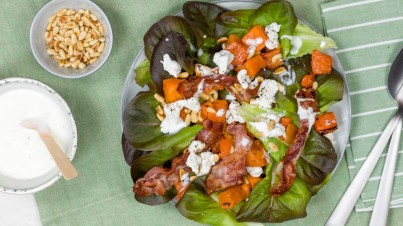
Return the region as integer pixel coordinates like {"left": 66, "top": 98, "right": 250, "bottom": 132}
{"left": 156, "top": 113, "right": 165, "bottom": 121}
{"left": 89, "top": 14, "right": 98, "bottom": 21}
{"left": 72, "top": 59, "right": 80, "bottom": 69}
{"left": 234, "top": 83, "right": 243, "bottom": 92}
{"left": 267, "top": 120, "right": 275, "bottom": 131}
{"left": 190, "top": 176, "right": 197, "bottom": 181}
{"left": 206, "top": 107, "right": 216, "bottom": 114}
{"left": 156, "top": 105, "right": 164, "bottom": 115}
{"left": 230, "top": 146, "right": 235, "bottom": 154}
{"left": 217, "top": 37, "right": 228, "bottom": 43}
{"left": 273, "top": 67, "right": 286, "bottom": 75}
{"left": 185, "top": 114, "right": 191, "bottom": 125}
{"left": 312, "top": 81, "right": 318, "bottom": 90}
{"left": 178, "top": 72, "right": 189, "bottom": 79}
{"left": 255, "top": 76, "right": 264, "bottom": 83}
{"left": 268, "top": 142, "right": 279, "bottom": 152}
{"left": 78, "top": 62, "right": 86, "bottom": 69}
{"left": 213, "top": 154, "right": 220, "bottom": 162}
{"left": 199, "top": 93, "right": 210, "bottom": 101}
{"left": 154, "top": 93, "right": 165, "bottom": 103}
{"left": 190, "top": 111, "right": 198, "bottom": 123}
{"left": 198, "top": 111, "right": 204, "bottom": 122}
{"left": 89, "top": 57, "right": 97, "bottom": 64}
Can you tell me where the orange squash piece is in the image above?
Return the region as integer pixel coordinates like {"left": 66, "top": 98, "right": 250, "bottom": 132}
{"left": 242, "top": 25, "right": 268, "bottom": 51}
{"left": 314, "top": 112, "right": 337, "bottom": 134}
{"left": 218, "top": 184, "right": 250, "bottom": 209}
{"left": 280, "top": 116, "right": 292, "bottom": 128}
{"left": 235, "top": 55, "right": 267, "bottom": 78}
{"left": 163, "top": 78, "right": 184, "bottom": 103}
{"left": 261, "top": 48, "right": 283, "bottom": 70}
{"left": 247, "top": 174, "right": 262, "bottom": 189}
{"left": 219, "top": 138, "right": 233, "bottom": 159}
{"left": 285, "top": 123, "right": 298, "bottom": 144}
{"left": 201, "top": 100, "right": 228, "bottom": 123}
{"left": 311, "top": 50, "right": 332, "bottom": 75}
{"left": 301, "top": 74, "right": 315, "bottom": 88}
{"left": 245, "top": 140, "right": 268, "bottom": 167}
{"left": 226, "top": 34, "right": 248, "bottom": 66}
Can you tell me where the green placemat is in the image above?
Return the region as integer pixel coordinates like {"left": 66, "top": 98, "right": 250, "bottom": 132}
{"left": 0, "top": 0, "right": 400, "bottom": 225}
{"left": 321, "top": 0, "right": 403, "bottom": 211}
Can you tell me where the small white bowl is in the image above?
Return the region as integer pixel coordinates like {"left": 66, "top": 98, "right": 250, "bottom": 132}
{"left": 30, "top": 0, "right": 113, "bottom": 79}
{"left": 0, "top": 78, "right": 78, "bottom": 194}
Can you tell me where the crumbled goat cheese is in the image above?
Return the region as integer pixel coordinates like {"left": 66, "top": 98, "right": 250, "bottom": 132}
{"left": 241, "top": 137, "right": 250, "bottom": 147}
{"left": 249, "top": 121, "right": 285, "bottom": 139}
{"left": 281, "top": 35, "right": 303, "bottom": 55}
{"left": 188, "top": 140, "right": 206, "bottom": 153}
{"left": 186, "top": 141, "right": 215, "bottom": 176}
{"left": 193, "top": 80, "right": 204, "bottom": 98}
{"left": 160, "top": 54, "right": 181, "bottom": 77}
{"left": 213, "top": 50, "right": 235, "bottom": 74}
{"left": 265, "top": 22, "right": 281, "bottom": 50}
{"left": 246, "top": 167, "right": 263, "bottom": 177}
{"left": 160, "top": 97, "right": 201, "bottom": 134}
{"left": 196, "top": 64, "right": 214, "bottom": 76}
{"left": 250, "top": 79, "right": 279, "bottom": 109}
{"left": 226, "top": 101, "right": 245, "bottom": 124}
{"left": 245, "top": 37, "right": 263, "bottom": 47}
{"left": 225, "top": 94, "right": 237, "bottom": 101}
{"left": 216, "top": 109, "right": 225, "bottom": 117}
{"left": 320, "top": 41, "right": 326, "bottom": 48}
{"left": 237, "top": 69, "right": 251, "bottom": 89}
{"left": 296, "top": 98, "right": 318, "bottom": 131}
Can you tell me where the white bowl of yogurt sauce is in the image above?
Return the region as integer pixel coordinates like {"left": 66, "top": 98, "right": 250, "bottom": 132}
{"left": 0, "top": 78, "right": 77, "bottom": 194}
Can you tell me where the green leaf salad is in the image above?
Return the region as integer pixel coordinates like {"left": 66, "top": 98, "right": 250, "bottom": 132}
{"left": 122, "top": 0, "right": 344, "bottom": 225}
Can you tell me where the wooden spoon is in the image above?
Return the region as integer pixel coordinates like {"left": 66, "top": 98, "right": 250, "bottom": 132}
{"left": 21, "top": 118, "right": 78, "bottom": 180}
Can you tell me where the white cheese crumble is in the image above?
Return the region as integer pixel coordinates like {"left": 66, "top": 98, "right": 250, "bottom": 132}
{"left": 186, "top": 141, "right": 215, "bottom": 176}
{"left": 249, "top": 121, "right": 285, "bottom": 139}
{"left": 213, "top": 50, "right": 235, "bottom": 74}
{"left": 265, "top": 22, "right": 281, "bottom": 50}
{"left": 225, "top": 94, "right": 236, "bottom": 101}
{"left": 296, "top": 98, "right": 318, "bottom": 131}
{"left": 197, "top": 64, "right": 213, "bottom": 76}
{"left": 188, "top": 140, "right": 206, "bottom": 153}
{"left": 281, "top": 35, "right": 303, "bottom": 55}
{"left": 216, "top": 109, "right": 225, "bottom": 117}
{"left": 250, "top": 79, "right": 279, "bottom": 109}
{"left": 226, "top": 101, "right": 245, "bottom": 124}
{"left": 245, "top": 37, "right": 263, "bottom": 47}
{"left": 160, "top": 97, "right": 201, "bottom": 134}
{"left": 160, "top": 54, "right": 181, "bottom": 77}
{"left": 241, "top": 137, "right": 251, "bottom": 147}
{"left": 237, "top": 69, "right": 251, "bottom": 89}
{"left": 320, "top": 41, "right": 326, "bottom": 48}
{"left": 193, "top": 80, "right": 204, "bottom": 98}
{"left": 197, "top": 48, "right": 204, "bottom": 57}
{"left": 246, "top": 167, "right": 263, "bottom": 177}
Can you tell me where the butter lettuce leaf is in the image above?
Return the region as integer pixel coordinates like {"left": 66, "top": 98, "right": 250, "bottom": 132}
{"left": 237, "top": 163, "right": 311, "bottom": 222}
{"left": 176, "top": 181, "right": 247, "bottom": 226}
{"left": 296, "top": 129, "right": 337, "bottom": 186}
{"left": 287, "top": 23, "right": 337, "bottom": 58}
{"left": 249, "top": 0, "right": 297, "bottom": 57}
{"left": 215, "top": 9, "right": 255, "bottom": 37}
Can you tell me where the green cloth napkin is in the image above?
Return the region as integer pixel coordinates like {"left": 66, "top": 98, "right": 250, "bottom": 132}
{"left": 0, "top": 0, "right": 402, "bottom": 225}
{"left": 321, "top": 0, "right": 403, "bottom": 211}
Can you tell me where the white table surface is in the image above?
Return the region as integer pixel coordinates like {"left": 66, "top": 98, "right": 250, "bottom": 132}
{"left": 0, "top": 193, "right": 41, "bottom": 226}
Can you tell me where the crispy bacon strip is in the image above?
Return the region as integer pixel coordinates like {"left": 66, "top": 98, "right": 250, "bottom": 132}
{"left": 205, "top": 124, "right": 252, "bottom": 194}
{"left": 197, "top": 120, "right": 224, "bottom": 153}
{"left": 271, "top": 119, "right": 310, "bottom": 197}
{"left": 177, "top": 75, "right": 238, "bottom": 98}
{"left": 133, "top": 153, "right": 189, "bottom": 197}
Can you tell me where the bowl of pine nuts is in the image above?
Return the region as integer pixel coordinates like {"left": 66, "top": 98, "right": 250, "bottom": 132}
{"left": 30, "top": 0, "right": 112, "bottom": 79}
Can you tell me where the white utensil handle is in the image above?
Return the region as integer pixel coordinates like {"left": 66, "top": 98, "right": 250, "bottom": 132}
{"left": 326, "top": 113, "right": 402, "bottom": 226}
{"left": 370, "top": 118, "right": 402, "bottom": 226}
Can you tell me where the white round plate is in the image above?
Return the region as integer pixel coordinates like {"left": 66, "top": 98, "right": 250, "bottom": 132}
{"left": 120, "top": 0, "right": 351, "bottom": 174}
{"left": 0, "top": 78, "right": 77, "bottom": 194}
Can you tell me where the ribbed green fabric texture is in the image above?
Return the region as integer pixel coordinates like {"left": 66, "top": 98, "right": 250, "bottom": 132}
{"left": 0, "top": 0, "right": 401, "bottom": 225}
{"left": 322, "top": 0, "right": 403, "bottom": 211}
